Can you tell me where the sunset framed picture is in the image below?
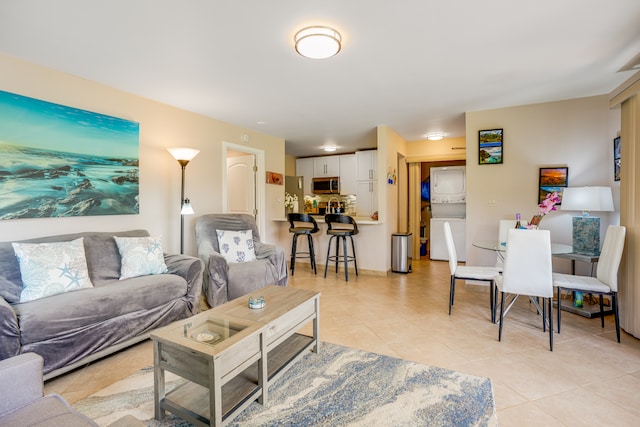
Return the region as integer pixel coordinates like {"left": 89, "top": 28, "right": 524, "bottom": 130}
{"left": 538, "top": 167, "right": 568, "bottom": 205}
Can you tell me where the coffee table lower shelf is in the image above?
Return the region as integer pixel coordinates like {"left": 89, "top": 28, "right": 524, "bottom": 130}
{"left": 161, "top": 333, "right": 314, "bottom": 426}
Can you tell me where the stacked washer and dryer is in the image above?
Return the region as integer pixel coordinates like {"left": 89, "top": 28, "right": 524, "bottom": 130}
{"left": 429, "top": 166, "right": 466, "bottom": 262}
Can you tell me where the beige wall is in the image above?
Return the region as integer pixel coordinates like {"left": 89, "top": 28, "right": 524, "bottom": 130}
{"left": 406, "top": 136, "right": 467, "bottom": 161}
{"left": 0, "top": 53, "right": 286, "bottom": 255}
{"left": 465, "top": 95, "right": 620, "bottom": 273}
{"left": 285, "top": 154, "right": 296, "bottom": 176}
{"left": 377, "top": 125, "right": 408, "bottom": 270}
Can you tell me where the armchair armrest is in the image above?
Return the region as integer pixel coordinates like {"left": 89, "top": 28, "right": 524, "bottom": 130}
{"left": 197, "top": 241, "right": 231, "bottom": 307}
{"left": 254, "top": 242, "right": 289, "bottom": 286}
{"left": 0, "top": 353, "right": 44, "bottom": 416}
{"left": 163, "top": 254, "right": 205, "bottom": 315}
{"left": 0, "top": 296, "right": 20, "bottom": 362}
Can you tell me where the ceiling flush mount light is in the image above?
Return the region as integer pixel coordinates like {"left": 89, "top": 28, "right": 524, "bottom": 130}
{"left": 295, "top": 26, "right": 342, "bottom": 59}
{"left": 426, "top": 132, "right": 445, "bottom": 141}
{"left": 323, "top": 145, "right": 337, "bottom": 152}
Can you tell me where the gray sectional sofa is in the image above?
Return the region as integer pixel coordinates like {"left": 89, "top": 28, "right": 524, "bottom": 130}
{"left": 0, "top": 230, "right": 204, "bottom": 380}
{"left": 0, "top": 352, "right": 144, "bottom": 426}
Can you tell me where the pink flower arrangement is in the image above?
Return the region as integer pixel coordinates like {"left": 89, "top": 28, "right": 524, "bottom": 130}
{"left": 528, "top": 191, "right": 560, "bottom": 228}
{"left": 538, "top": 191, "right": 560, "bottom": 216}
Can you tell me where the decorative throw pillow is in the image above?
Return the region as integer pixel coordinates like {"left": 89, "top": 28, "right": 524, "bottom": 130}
{"left": 12, "top": 238, "right": 94, "bottom": 303}
{"left": 113, "top": 236, "right": 168, "bottom": 279}
{"left": 216, "top": 229, "right": 257, "bottom": 264}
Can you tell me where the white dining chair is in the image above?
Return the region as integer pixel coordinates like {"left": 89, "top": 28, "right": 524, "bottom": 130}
{"left": 496, "top": 219, "right": 528, "bottom": 270}
{"left": 553, "top": 225, "right": 626, "bottom": 342}
{"left": 444, "top": 221, "right": 501, "bottom": 322}
{"left": 497, "top": 228, "right": 554, "bottom": 351}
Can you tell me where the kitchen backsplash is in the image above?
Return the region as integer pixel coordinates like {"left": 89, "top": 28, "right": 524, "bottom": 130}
{"left": 303, "top": 194, "right": 357, "bottom": 215}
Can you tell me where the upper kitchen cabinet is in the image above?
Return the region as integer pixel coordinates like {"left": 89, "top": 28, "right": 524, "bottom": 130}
{"left": 339, "top": 154, "right": 357, "bottom": 195}
{"left": 295, "top": 157, "right": 314, "bottom": 195}
{"left": 356, "top": 150, "right": 377, "bottom": 181}
{"left": 313, "top": 156, "right": 340, "bottom": 177}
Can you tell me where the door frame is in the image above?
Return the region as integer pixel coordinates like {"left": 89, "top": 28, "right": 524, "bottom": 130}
{"left": 222, "top": 142, "right": 266, "bottom": 235}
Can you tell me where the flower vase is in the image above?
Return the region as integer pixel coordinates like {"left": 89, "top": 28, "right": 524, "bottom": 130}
{"left": 293, "top": 200, "right": 299, "bottom": 213}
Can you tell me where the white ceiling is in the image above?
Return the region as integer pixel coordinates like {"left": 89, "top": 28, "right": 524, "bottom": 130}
{"left": 1, "top": 1, "right": 639, "bottom": 157}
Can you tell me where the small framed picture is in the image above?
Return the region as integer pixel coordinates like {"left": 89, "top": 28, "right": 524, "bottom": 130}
{"left": 478, "top": 129, "right": 503, "bottom": 165}
{"left": 538, "top": 167, "right": 568, "bottom": 205}
{"left": 266, "top": 171, "right": 283, "bottom": 185}
{"left": 614, "top": 136, "right": 621, "bottom": 181}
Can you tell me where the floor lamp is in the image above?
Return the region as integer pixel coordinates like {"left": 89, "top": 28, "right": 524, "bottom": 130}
{"left": 168, "top": 147, "right": 200, "bottom": 254}
{"left": 560, "top": 186, "right": 614, "bottom": 256}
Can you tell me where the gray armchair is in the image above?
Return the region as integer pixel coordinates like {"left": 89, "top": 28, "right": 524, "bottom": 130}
{"left": 195, "top": 214, "right": 288, "bottom": 307}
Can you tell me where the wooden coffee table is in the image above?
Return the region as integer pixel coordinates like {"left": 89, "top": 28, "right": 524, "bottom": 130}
{"left": 152, "top": 285, "right": 320, "bottom": 426}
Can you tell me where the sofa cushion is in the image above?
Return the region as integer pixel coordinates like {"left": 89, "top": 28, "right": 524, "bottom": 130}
{"left": 216, "top": 229, "right": 257, "bottom": 263}
{"left": 12, "top": 238, "right": 94, "bottom": 303}
{"left": 0, "top": 394, "right": 96, "bottom": 426}
{"left": 113, "top": 236, "right": 168, "bottom": 279}
{"left": 13, "top": 274, "right": 187, "bottom": 345}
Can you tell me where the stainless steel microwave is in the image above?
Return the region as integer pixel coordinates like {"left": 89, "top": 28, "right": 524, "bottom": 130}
{"left": 312, "top": 177, "right": 340, "bottom": 194}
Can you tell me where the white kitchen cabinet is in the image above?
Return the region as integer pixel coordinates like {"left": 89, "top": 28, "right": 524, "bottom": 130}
{"left": 356, "top": 150, "right": 377, "bottom": 181}
{"left": 355, "top": 150, "right": 378, "bottom": 216}
{"left": 295, "top": 157, "right": 314, "bottom": 196}
{"left": 339, "top": 154, "right": 357, "bottom": 195}
{"left": 313, "top": 156, "right": 340, "bottom": 177}
{"left": 356, "top": 180, "right": 378, "bottom": 217}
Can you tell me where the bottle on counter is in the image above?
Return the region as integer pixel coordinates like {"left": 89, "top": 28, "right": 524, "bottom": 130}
{"left": 515, "top": 213, "right": 521, "bottom": 229}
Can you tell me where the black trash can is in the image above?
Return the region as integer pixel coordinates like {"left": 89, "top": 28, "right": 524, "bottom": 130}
{"left": 391, "top": 232, "right": 412, "bottom": 273}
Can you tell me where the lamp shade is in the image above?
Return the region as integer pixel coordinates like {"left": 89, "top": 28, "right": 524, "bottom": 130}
{"left": 180, "top": 198, "right": 194, "bottom": 215}
{"left": 560, "top": 186, "right": 614, "bottom": 214}
{"left": 295, "top": 26, "right": 342, "bottom": 59}
{"left": 167, "top": 147, "right": 200, "bottom": 162}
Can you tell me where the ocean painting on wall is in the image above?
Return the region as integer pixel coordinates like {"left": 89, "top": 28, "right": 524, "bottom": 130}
{"left": 0, "top": 90, "right": 139, "bottom": 219}
{"left": 478, "top": 129, "right": 503, "bottom": 165}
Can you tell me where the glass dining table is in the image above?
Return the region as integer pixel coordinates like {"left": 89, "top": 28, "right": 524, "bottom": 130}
{"left": 473, "top": 240, "right": 572, "bottom": 261}
{"left": 473, "top": 239, "right": 573, "bottom": 326}
{"left": 474, "top": 239, "right": 605, "bottom": 319}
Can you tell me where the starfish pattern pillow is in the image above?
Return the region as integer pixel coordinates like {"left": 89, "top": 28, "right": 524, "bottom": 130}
{"left": 114, "top": 236, "right": 168, "bottom": 279}
{"left": 12, "top": 238, "right": 94, "bottom": 303}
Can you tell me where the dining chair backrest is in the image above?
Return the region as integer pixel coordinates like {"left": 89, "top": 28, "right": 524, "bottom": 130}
{"left": 595, "top": 225, "right": 626, "bottom": 292}
{"left": 501, "top": 229, "right": 553, "bottom": 298}
{"left": 498, "top": 219, "right": 529, "bottom": 243}
{"left": 498, "top": 220, "right": 517, "bottom": 245}
{"left": 443, "top": 221, "right": 458, "bottom": 275}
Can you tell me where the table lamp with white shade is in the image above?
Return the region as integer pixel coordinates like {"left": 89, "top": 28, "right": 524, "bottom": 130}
{"left": 560, "top": 186, "right": 614, "bottom": 255}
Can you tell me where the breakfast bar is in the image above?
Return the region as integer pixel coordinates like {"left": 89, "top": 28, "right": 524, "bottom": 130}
{"left": 273, "top": 215, "right": 386, "bottom": 275}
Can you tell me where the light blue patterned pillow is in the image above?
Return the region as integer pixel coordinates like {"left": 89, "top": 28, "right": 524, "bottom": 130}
{"left": 12, "top": 238, "right": 94, "bottom": 303}
{"left": 216, "top": 229, "right": 257, "bottom": 264}
{"left": 113, "top": 236, "right": 168, "bottom": 279}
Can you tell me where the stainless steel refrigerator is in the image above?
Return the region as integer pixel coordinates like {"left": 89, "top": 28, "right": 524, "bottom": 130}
{"left": 285, "top": 176, "right": 304, "bottom": 215}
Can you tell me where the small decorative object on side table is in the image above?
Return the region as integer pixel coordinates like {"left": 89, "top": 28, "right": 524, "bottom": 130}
{"left": 249, "top": 296, "right": 265, "bottom": 309}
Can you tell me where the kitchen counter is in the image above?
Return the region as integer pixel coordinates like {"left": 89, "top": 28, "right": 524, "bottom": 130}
{"left": 272, "top": 215, "right": 386, "bottom": 275}
{"left": 273, "top": 215, "right": 381, "bottom": 225}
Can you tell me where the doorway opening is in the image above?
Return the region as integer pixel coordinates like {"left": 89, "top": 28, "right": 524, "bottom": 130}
{"left": 420, "top": 160, "right": 466, "bottom": 260}
{"left": 222, "top": 142, "right": 266, "bottom": 235}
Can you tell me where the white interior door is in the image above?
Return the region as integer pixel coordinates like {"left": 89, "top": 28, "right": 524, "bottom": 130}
{"left": 227, "top": 154, "right": 256, "bottom": 216}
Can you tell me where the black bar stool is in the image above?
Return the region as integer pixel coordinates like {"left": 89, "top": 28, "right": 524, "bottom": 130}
{"left": 324, "top": 214, "right": 359, "bottom": 281}
{"left": 287, "top": 213, "right": 319, "bottom": 275}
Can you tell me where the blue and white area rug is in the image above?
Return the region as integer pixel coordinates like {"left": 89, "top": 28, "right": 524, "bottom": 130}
{"left": 75, "top": 343, "right": 497, "bottom": 426}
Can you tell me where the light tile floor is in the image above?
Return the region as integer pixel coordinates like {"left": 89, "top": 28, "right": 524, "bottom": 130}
{"left": 45, "top": 259, "right": 640, "bottom": 426}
